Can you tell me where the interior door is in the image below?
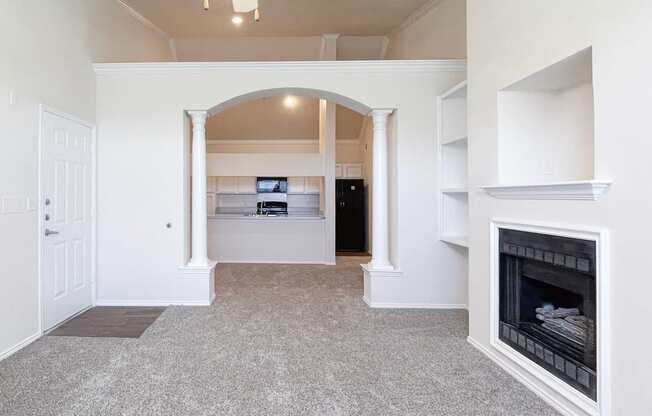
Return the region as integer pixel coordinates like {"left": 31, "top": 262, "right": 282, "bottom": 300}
{"left": 41, "top": 109, "right": 94, "bottom": 330}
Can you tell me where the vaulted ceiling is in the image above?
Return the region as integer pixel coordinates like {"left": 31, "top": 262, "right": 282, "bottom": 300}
{"left": 120, "top": 0, "right": 432, "bottom": 38}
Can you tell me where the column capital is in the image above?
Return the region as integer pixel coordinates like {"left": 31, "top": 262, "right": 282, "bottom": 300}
{"left": 369, "top": 109, "right": 394, "bottom": 119}
{"left": 187, "top": 110, "right": 209, "bottom": 123}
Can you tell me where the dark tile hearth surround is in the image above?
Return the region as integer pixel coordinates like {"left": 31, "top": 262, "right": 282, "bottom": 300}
{"left": 499, "top": 229, "right": 597, "bottom": 400}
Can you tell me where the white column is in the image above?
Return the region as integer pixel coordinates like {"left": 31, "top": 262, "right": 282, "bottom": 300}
{"left": 188, "top": 110, "right": 209, "bottom": 267}
{"left": 369, "top": 109, "right": 394, "bottom": 270}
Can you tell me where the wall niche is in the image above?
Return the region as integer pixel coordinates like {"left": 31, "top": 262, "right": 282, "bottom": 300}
{"left": 498, "top": 47, "right": 595, "bottom": 184}
{"left": 485, "top": 48, "right": 610, "bottom": 200}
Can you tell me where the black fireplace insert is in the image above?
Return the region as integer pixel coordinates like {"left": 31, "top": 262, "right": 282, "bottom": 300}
{"left": 499, "top": 228, "right": 597, "bottom": 400}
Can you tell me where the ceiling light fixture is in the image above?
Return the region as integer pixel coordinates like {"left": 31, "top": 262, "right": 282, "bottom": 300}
{"left": 203, "top": 0, "right": 209, "bottom": 10}
{"left": 232, "top": 0, "right": 258, "bottom": 13}
{"left": 284, "top": 96, "right": 298, "bottom": 109}
{"left": 231, "top": 15, "right": 243, "bottom": 26}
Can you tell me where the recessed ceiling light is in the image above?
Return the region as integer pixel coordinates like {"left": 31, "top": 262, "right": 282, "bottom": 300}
{"left": 284, "top": 96, "right": 298, "bottom": 109}
{"left": 232, "top": 15, "right": 243, "bottom": 26}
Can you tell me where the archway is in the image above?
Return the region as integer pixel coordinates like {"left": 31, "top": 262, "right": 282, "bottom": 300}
{"left": 182, "top": 87, "right": 396, "bottom": 305}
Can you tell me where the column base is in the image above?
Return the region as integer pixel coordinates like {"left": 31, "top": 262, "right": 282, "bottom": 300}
{"left": 178, "top": 260, "right": 218, "bottom": 305}
{"left": 361, "top": 263, "right": 403, "bottom": 307}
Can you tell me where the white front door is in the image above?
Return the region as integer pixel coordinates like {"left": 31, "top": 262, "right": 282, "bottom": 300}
{"left": 41, "top": 109, "right": 94, "bottom": 330}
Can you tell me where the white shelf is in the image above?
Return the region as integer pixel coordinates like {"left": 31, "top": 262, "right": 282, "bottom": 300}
{"left": 442, "top": 135, "right": 468, "bottom": 145}
{"left": 441, "top": 187, "right": 468, "bottom": 194}
{"left": 482, "top": 180, "right": 612, "bottom": 201}
{"left": 438, "top": 79, "right": 469, "bottom": 251}
{"left": 440, "top": 235, "right": 469, "bottom": 248}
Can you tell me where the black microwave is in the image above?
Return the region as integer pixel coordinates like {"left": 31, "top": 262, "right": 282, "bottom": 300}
{"left": 256, "top": 177, "right": 288, "bottom": 193}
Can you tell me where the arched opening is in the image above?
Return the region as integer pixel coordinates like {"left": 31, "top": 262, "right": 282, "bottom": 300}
{"left": 206, "top": 87, "right": 373, "bottom": 117}
{"left": 183, "top": 87, "right": 388, "bottom": 272}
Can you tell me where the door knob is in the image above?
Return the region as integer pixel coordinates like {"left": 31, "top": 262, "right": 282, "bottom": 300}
{"left": 44, "top": 229, "right": 59, "bottom": 236}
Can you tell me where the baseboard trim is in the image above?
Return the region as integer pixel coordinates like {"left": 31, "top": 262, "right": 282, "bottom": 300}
{"left": 216, "top": 259, "right": 331, "bottom": 265}
{"left": 363, "top": 297, "right": 467, "bottom": 309}
{"left": 467, "top": 336, "right": 582, "bottom": 416}
{"left": 95, "top": 299, "right": 212, "bottom": 307}
{"left": 0, "top": 332, "right": 41, "bottom": 362}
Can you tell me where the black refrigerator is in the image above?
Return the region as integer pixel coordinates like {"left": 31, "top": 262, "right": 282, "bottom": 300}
{"left": 336, "top": 179, "right": 366, "bottom": 252}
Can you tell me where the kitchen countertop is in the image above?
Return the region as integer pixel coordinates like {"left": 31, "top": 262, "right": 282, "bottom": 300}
{"left": 209, "top": 213, "right": 325, "bottom": 220}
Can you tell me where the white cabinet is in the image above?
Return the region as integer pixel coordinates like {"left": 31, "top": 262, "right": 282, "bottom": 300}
{"left": 213, "top": 177, "right": 256, "bottom": 194}
{"left": 305, "top": 177, "right": 321, "bottom": 194}
{"left": 335, "top": 164, "right": 343, "bottom": 178}
{"left": 288, "top": 177, "right": 321, "bottom": 194}
{"left": 207, "top": 177, "right": 217, "bottom": 193}
{"left": 206, "top": 193, "right": 216, "bottom": 215}
{"left": 288, "top": 177, "right": 306, "bottom": 194}
{"left": 236, "top": 177, "right": 256, "bottom": 194}
{"left": 216, "top": 177, "right": 237, "bottom": 194}
{"left": 336, "top": 163, "right": 363, "bottom": 179}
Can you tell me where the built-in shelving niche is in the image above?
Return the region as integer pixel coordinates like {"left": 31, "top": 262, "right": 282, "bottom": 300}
{"left": 438, "top": 81, "right": 469, "bottom": 248}
{"left": 485, "top": 47, "right": 611, "bottom": 200}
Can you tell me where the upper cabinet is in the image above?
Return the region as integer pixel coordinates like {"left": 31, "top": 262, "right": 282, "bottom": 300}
{"left": 336, "top": 163, "right": 363, "bottom": 179}
{"left": 212, "top": 177, "right": 256, "bottom": 194}
{"left": 288, "top": 177, "right": 321, "bottom": 194}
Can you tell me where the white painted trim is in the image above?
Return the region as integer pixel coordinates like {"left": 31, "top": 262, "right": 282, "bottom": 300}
{"left": 337, "top": 139, "right": 361, "bottom": 145}
{"left": 38, "top": 105, "right": 98, "bottom": 335}
{"left": 168, "top": 38, "right": 178, "bottom": 61}
{"left": 388, "top": 0, "right": 446, "bottom": 37}
{"left": 206, "top": 139, "right": 360, "bottom": 146}
{"left": 214, "top": 259, "right": 332, "bottom": 265}
{"left": 178, "top": 260, "right": 217, "bottom": 278}
{"left": 441, "top": 80, "right": 468, "bottom": 99}
{"left": 0, "top": 332, "right": 41, "bottom": 362}
{"left": 93, "top": 60, "right": 467, "bottom": 74}
{"left": 467, "top": 336, "right": 578, "bottom": 416}
{"left": 482, "top": 180, "right": 612, "bottom": 200}
{"left": 363, "top": 298, "right": 467, "bottom": 309}
{"left": 488, "top": 219, "right": 610, "bottom": 416}
{"left": 115, "top": 0, "right": 170, "bottom": 40}
{"left": 95, "top": 299, "right": 212, "bottom": 307}
{"left": 379, "top": 36, "right": 390, "bottom": 60}
{"left": 207, "top": 139, "right": 317, "bottom": 146}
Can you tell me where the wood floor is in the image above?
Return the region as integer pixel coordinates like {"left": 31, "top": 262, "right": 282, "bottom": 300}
{"left": 336, "top": 251, "right": 370, "bottom": 257}
{"left": 48, "top": 306, "right": 166, "bottom": 338}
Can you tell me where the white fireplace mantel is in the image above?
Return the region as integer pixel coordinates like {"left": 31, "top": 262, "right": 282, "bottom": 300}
{"left": 482, "top": 180, "right": 612, "bottom": 201}
{"left": 478, "top": 219, "right": 611, "bottom": 416}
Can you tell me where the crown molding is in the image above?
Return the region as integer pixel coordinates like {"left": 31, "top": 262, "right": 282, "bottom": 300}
{"left": 389, "top": 0, "right": 445, "bottom": 37}
{"left": 207, "top": 139, "right": 317, "bottom": 146}
{"left": 206, "top": 138, "right": 360, "bottom": 146}
{"left": 115, "top": 0, "right": 170, "bottom": 40}
{"left": 94, "top": 59, "right": 466, "bottom": 74}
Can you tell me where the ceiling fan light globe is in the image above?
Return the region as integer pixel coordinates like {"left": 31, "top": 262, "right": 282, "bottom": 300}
{"left": 232, "top": 0, "right": 258, "bottom": 13}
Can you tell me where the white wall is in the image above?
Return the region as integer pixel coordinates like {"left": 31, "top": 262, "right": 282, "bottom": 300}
{"left": 385, "top": 0, "right": 466, "bottom": 60}
{"left": 173, "top": 36, "right": 387, "bottom": 61}
{"left": 0, "top": 0, "right": 172, "bottom": 359}
{"left": 467, "top": 1, "right": 652, "bottom": 414}
{"left": 94, "top": 61, "right": 467, "bottom": 308}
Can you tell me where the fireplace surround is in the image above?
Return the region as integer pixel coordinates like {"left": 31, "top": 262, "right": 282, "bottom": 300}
{"left": 489, "top": 220, "right": 610, "bottom": 416}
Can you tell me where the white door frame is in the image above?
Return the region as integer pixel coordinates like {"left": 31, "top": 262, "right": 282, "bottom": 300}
{"left": 38, "top": 105, "right": 98, "bottom": 333}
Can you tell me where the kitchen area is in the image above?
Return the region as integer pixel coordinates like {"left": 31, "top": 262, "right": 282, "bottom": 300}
{"left": 198, "top": 95, "right": 371, "bottom": 264}
{"left": 207, "top": 173, "right": 366, "bottom": 263}
{"left": 207, "top": 176, "right": 327, "bottom": 263}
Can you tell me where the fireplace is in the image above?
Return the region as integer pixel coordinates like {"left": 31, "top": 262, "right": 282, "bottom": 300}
{"left": 498, "top": 228, "right": 597, "bottom": 400}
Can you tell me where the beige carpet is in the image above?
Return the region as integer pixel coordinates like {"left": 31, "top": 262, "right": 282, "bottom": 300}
{"left": 0, "top": 257, "right": 559, "bottom": 415}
